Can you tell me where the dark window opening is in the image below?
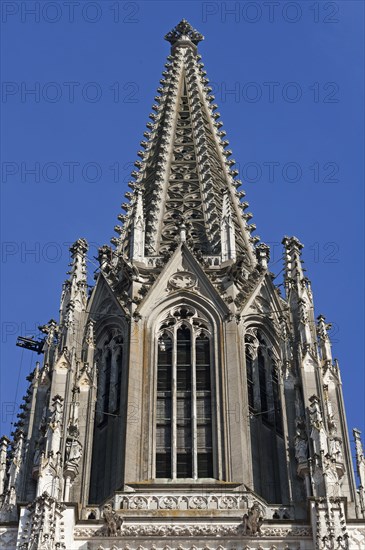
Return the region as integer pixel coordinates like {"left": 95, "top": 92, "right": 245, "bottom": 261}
{"left": 272, "top": 364, "right": 283, "bottom": 435}
{"left": 156, "top": 453, "right": 171, "bottom": 478}
{"left": 258, "top": 350, "right": 268, "bottom": 421}
{"left": 246, "top": 351, "right": 255, "bottom": 412}
{"left": 177, "top": 453, "right": 192, "bottom": 478}
{"left": 198, "top": 452, "right": 213, "bottom": 477}
{"left": 115, "top": 350, "right": 123, "bottom": 412}
{"left": 102, "top": 350, "right": 112, "bottom": 420}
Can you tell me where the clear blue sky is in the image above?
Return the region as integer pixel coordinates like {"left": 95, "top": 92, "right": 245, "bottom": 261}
{"left": 1, "top": 1, "right": 364, "bottom": 456}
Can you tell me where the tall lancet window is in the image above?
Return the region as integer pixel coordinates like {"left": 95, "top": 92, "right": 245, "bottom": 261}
{"left": 156, "top": 307, "right": 214, "bottom": 479}
{"left": 195, "top": 333, "right": 213, "bottom": 476}
{"left": 90, "top": 329, "right": 125, "bottom": 503}
{"left": 245, "top": 328, "right": 286, "bottom": 503}
{"left": 102, "top": 349, "right": 112, "bottom": 420}
{"left": 258, "top": 349, "right": 268, "bottom": 421}
{"left": 246, "top": 349, "right": 255, "bottom": 412}
{"left": 176, "top": 326, "right": 192, "bottom": 477}
{"left": 245, "top": 330, "right": 284, "bottom": 430}
{"left": 270, "top": 353, "right": 283, "bottom": 435}
{"left": 156, "top": 334, "right": 172, "bottom": 477}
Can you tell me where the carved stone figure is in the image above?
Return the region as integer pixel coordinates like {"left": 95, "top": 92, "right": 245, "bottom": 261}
{"left": 295, "top": 430, "right": 308, "bottom": 463}
{"left": 309, "top": 396, "right": 328, "bottom": 456}
{"left": 242, "top": 502, "right": 264, "bottom": 535}
{"left": 102, "top": 504, "right": 123, "bottom": 536}
{"left": 65, "top": 438, "right": 82, "bottom": 466}
{"left": 325, "top": 459, "right": 341, "bottom": 497}
{"left": 294, "top": 388, "right": 305, "bottom": 420}
{"left": 329, "top": 437, "right": 343, "bottom": 463}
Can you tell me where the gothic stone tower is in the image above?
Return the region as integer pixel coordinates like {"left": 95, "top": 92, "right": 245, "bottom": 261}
{"left": 1, "top": 20, "right": 364, "bottom": 550}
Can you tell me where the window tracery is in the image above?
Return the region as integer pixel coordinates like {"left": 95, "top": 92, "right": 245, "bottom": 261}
{"left": 155, "top": 306, "right": 214, "bottom": 479}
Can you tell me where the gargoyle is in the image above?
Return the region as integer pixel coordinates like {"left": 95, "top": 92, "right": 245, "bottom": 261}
{"left": 242, "top": 502, "right": 264, "bottom": 536}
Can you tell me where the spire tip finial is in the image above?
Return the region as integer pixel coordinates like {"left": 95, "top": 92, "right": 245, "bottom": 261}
{"left": 164, "top": 19, "right": 204, "bottom": 46}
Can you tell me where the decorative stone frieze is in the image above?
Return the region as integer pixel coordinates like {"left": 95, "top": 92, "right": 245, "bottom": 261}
{"left": 74, "top": 522, "right": 311, "bottom": 539}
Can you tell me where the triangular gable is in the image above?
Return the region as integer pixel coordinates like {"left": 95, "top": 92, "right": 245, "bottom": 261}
{"left": 136, "top": 243, "right": 230, "bottom": 318}
{"left": 239, "top": 272, "right": 286, "bottom": 325}
{"left": 53, "top": 350, "right": 71, "bottom": 373}
{"left": 87, "top": 273, "right": 129, "bottom": 320}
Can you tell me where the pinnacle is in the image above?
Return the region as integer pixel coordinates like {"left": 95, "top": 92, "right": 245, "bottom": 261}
{"left": 164, "top": 19, "right": 204, "bottom": 46}
{"left": 70, "top": 237, "right": 88, "bottom": 256}
{"left": 282, "top": 235, "right": 303, "bottom": 250}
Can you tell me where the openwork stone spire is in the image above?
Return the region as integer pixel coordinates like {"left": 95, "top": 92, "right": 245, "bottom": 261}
{"left": 114, "top": 20, "right": 258, "bottom": 268}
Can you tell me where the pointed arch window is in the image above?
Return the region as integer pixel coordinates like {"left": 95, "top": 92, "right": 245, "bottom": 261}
{"left": 90, "top": 329, "right": 125, "bottom": 503}
{"left": 244, "top": 328, "right": 285, "bottom": 503}
{"left": 245, "top": 331, "right": 283, "bottom": 430}
{"left": 156, "top": 307, "right": 214, "bottom": 479}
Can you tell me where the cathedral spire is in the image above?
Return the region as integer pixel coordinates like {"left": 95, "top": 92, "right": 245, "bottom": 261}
{"left": 113, "top": 20, "right": 257, "bottom": 269}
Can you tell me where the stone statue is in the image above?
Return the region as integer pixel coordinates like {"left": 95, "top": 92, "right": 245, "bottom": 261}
{"left": 309, "top": 396, "right": 328, "bottom": 456}
{"left": 329, "top": 437, "right": 343, "bottom": 463}
{"left": 325, "top": 459, "right": 341, "bottom": 497}
{"left": 33, "top": 445, "right": 40, "bottom": 468}
{"left": 102, "top": 504, "right": 123, "bottom": 536}
{"left": 295, "top": 433, "right": 308, "bottom": 463}
{"left": 65, "top": 438, "right": 82, "bottom": 466}
{"left": 242, "top": 502, "right": 264, "bottom": 535}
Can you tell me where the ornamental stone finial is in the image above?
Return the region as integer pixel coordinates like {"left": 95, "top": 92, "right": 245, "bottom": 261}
{"left": 164, "top": 19, "right": 204, "bottom": 46}
{"left": 282, "top": 235, "right": 304, "bottom": 253}
{"left": 70, "top": 237, "right": 88, "bottom": 258}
